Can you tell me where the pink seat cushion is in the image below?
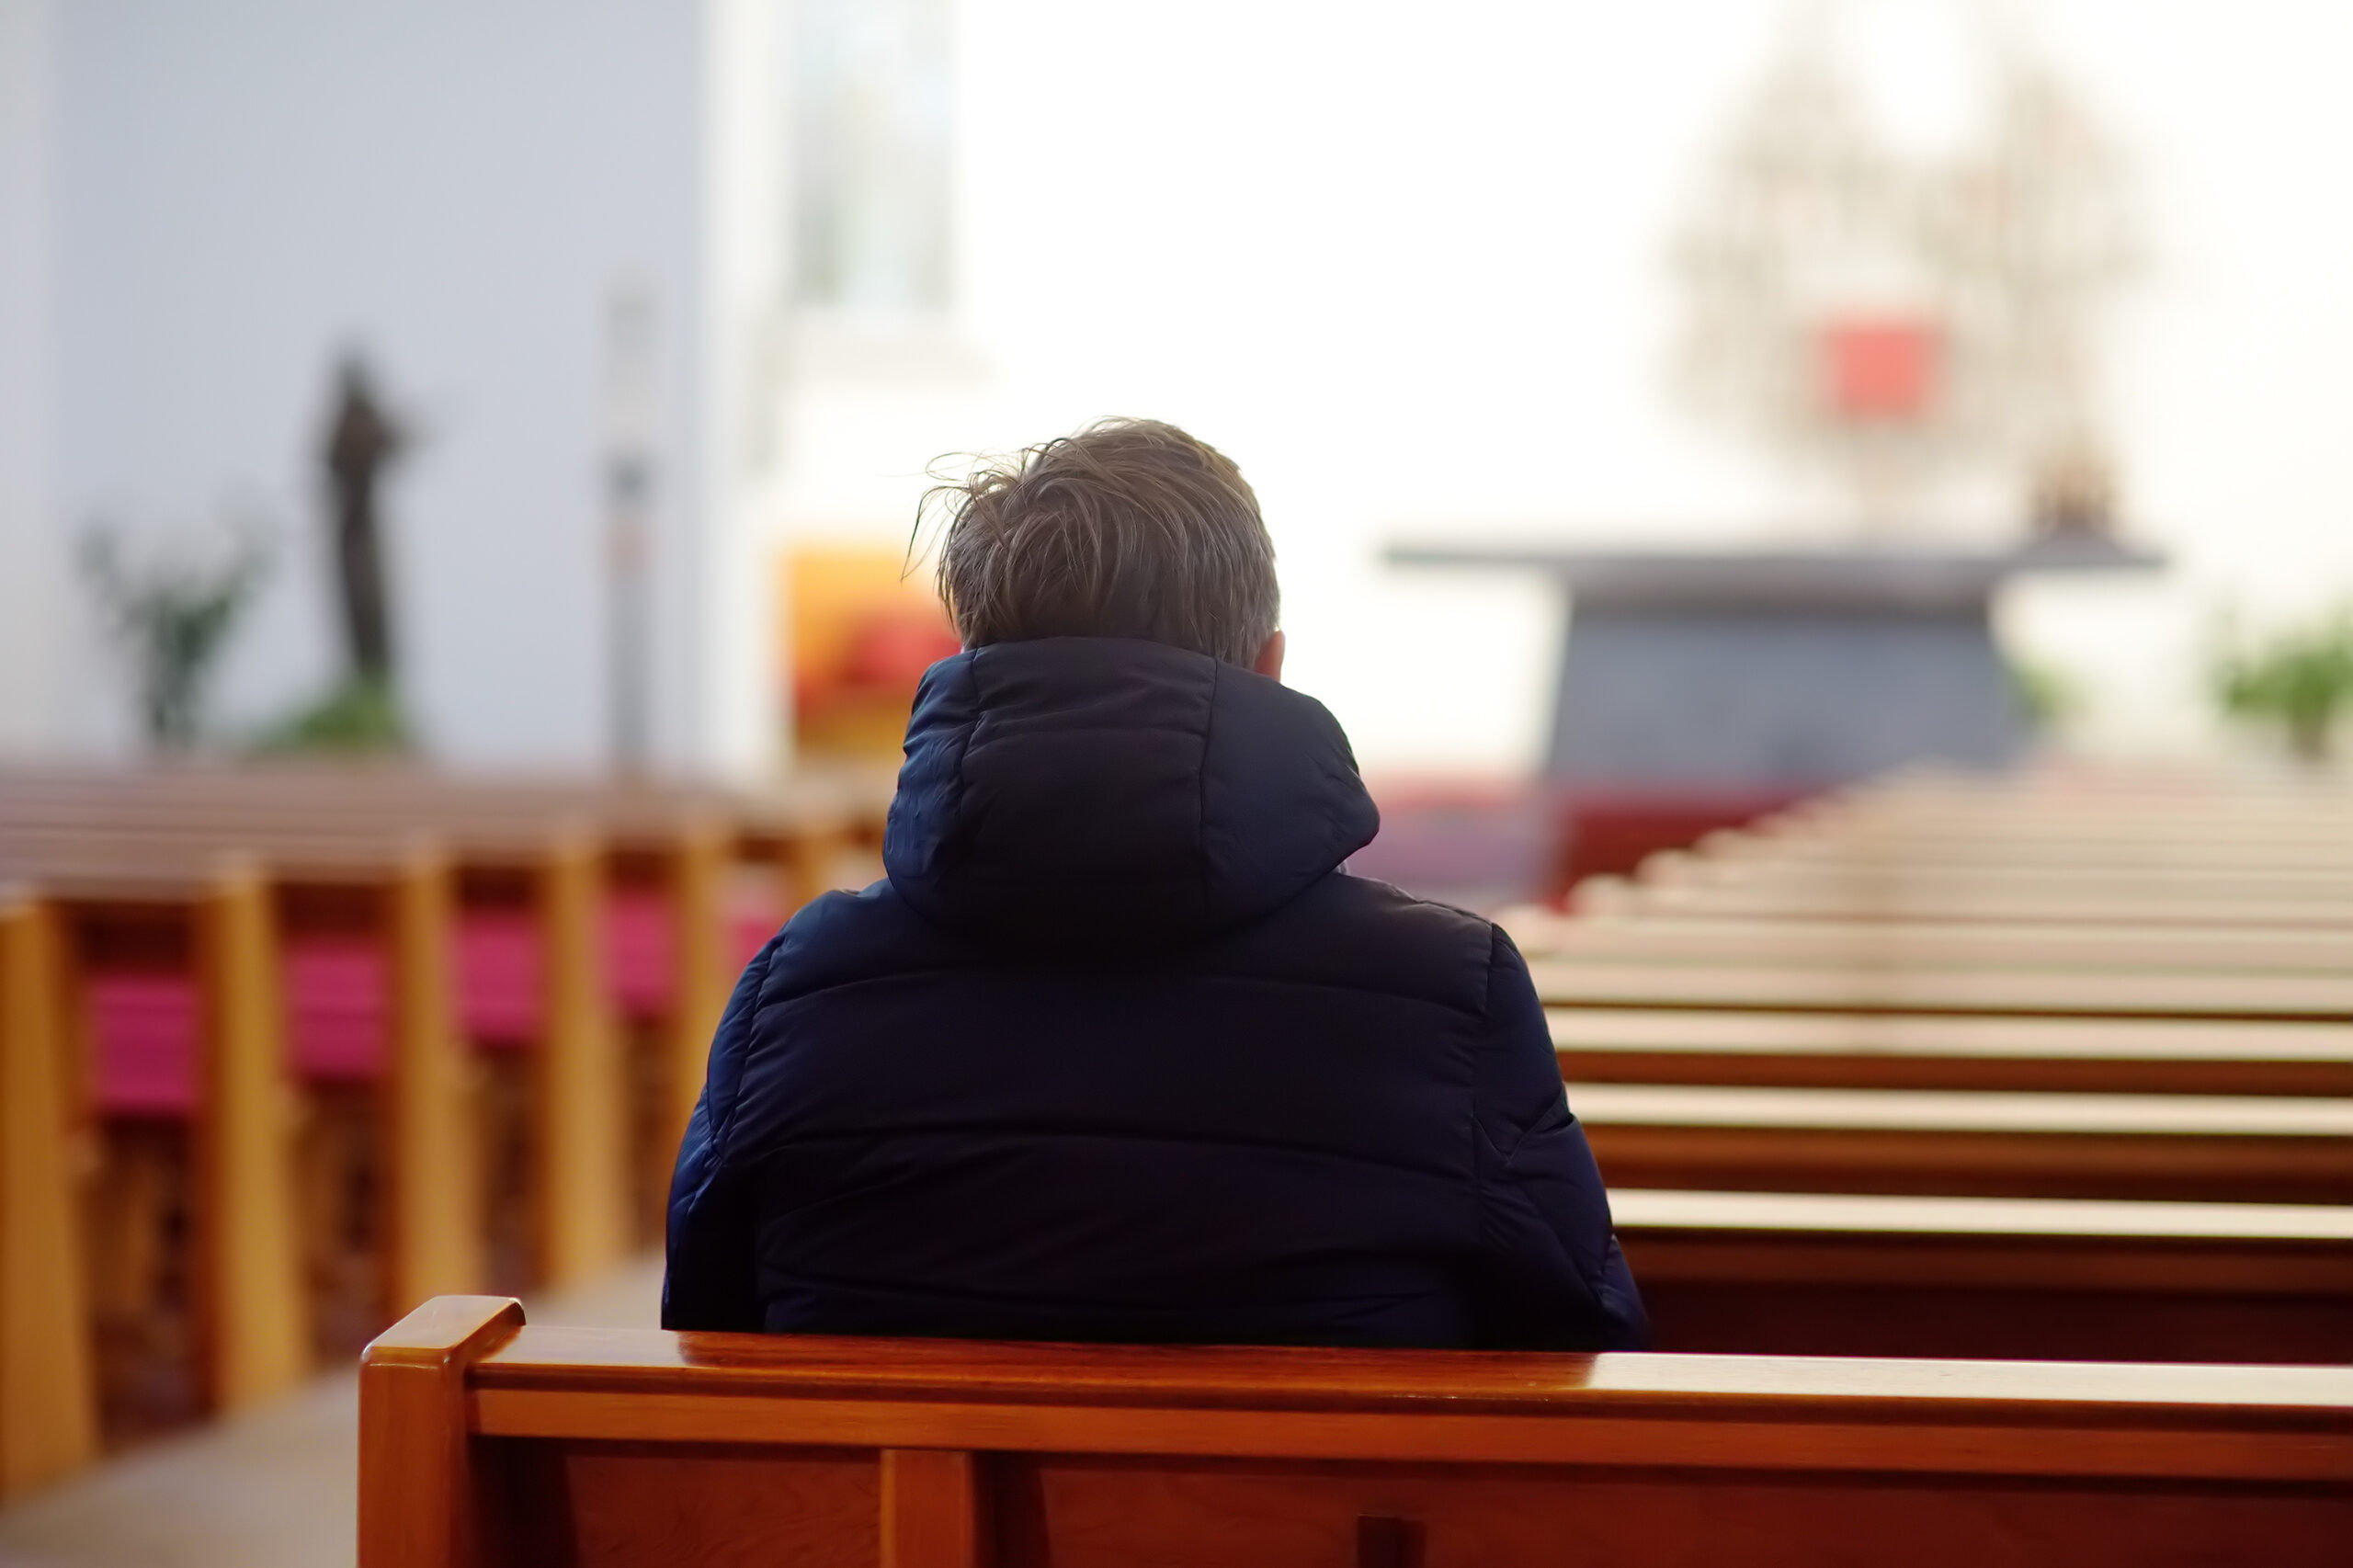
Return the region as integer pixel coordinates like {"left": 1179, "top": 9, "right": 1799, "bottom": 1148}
{"left": 729, "top": 880, "right": 788, "bottom": 972}
{"left": 287, "top": 938, "right": 391, "bottom": 1083}
{"left": 90, "top": 974, "right": 199, "bottom": 1118}
{"left": 460, "top": 912, "right": 541, "bottom": 1049}
{"left": 605, "top": 890, "right": 674, "bottom": 1021}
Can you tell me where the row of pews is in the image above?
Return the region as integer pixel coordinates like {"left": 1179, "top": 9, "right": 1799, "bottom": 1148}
{"left": 358, "top": 768, "right": 2351, "bottom": 1565}
{"left": 1520, "top": 772, "right": 2353, "bottom": 1369}
{"left": 0, "top": 763, "right": 892, "bottom": 1499}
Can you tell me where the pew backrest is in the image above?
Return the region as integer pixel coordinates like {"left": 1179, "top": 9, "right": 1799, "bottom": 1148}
{"left": 358, "top": 1296, "right": 2353, "bottom": 1568}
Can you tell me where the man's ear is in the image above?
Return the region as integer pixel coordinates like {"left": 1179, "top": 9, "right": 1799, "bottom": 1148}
{"left": 1251, "top": 630, "right": 1286, "bottom": 681}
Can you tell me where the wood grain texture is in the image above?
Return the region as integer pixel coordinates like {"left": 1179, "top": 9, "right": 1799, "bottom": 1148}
{"left": 351, "top": 1303, "right": 2353, "bottom": 1567}
{"left": 358, "top": 1294, "right": 526, "bottom": 1568}
{"left": 1611, "top": 1193, "right": 2353, "bottom": 1362}
{"left": 1002, "top": 1456, "right": 2353, "bottom": 1568}
{"left": 883, "top": 1448, "right": 983, "bottom": 1568}
{"left": 489, "top": 1443, "right": 879, "bottom": 1568}
{"left": 0, "top": 897, "right": 100, "bottom": 1497}
{"left": 447, "top": 1322, "right": 2353, "bottom": 1483}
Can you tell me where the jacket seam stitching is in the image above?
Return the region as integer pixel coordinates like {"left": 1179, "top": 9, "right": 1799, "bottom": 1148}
{"left": 1198, "top": 658, "right": 1218, "bottom": 915}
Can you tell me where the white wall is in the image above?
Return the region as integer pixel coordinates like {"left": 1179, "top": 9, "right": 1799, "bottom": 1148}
{"left": 43, "top": 0, "right": 729, "bottom": 771}
{"left": 0, "top": 0, "right": 57, "bottom": 755}
{"left": 778, "top": 0, "right": 2353, "bottom": 774}
{"left": 22, "top": 2, "right": 2353, "bottom": 776}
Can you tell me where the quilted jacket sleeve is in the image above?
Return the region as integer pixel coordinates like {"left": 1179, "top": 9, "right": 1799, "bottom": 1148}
{"left": 660, "top": 931, "right": 787, "bottom": 1333}
{"left": 1468, "top": 925, "right": 1650, "bottom": 1350}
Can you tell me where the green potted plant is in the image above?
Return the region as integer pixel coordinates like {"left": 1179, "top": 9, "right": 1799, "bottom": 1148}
{"left": 2211, "top": 608, "right": 2353, "bottom": 764}
{"left": 79, "top": 519, "right": 272, "bottom": 752}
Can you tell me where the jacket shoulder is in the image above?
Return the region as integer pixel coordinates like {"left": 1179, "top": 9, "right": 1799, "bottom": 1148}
{"left": 736, "top": 870, "right": 1504, "bottom": 1020}
{"left": 1194, "top": 871, "right": 1501, "bottom": 1017}
{"left": 751, "top": 880, "right": 973, "bottom": 1008}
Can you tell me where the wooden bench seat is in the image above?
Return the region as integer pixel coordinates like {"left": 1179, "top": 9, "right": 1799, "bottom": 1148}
{"left": 1568, "top": 1084, "right": 2353, "bottom": 1202}
{"left": 358, "top": 1295, "right": 2353, "bottom": 1568}
{"left": 1505, "top": 908, "right": 2353, "bottom": 974}
{"left": 1549, "top": 1008, "right": 2353, "bottom": 1096}
{"left": 1611, "top": 1187, "right": 2353, "bottom": 1364}
{"left": 1529, "top": 959, "right": 2353, "bottom": 1021}
{"left": 1646, "top": 853, "right": 2353, "bottom": 904}
{"left": 1592, "top": 879, "right": 2353, "bottom": 928}
{"left": 1697, "top": 826, "right": 2353, "bottom": 872}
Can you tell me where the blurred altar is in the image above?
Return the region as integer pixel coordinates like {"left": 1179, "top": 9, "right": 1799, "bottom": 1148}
{"left": 3, "top": 0, "right": 2351, "bottom": 902}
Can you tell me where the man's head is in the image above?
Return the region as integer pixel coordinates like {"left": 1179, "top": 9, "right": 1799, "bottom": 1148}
{"left": 928, "top": 418, "right": 1283, "bottom": 676}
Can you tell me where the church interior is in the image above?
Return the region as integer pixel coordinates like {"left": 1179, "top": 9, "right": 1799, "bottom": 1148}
{"left": 2, "top": 2, "right": 2351, "bottom": 1564}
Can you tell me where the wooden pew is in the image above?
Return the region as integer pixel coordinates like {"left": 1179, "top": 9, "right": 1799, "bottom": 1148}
{"left": 0, "top": 767, "right": 861, "bottom": 1213}
{"left": 1582, "top": 875, "right": 2353, "bottom": 928}
{"left": 1503, "top": 907, "right": 2353, "bottom": 975}
{"left": 1, "top": 820, "right": 640, "bottom": 1293}
{"left": 1695, "top": 821, "right": 2353, "bottom": 872}
{"left": 1644, "top": 851, "right": 2353, "bottom": 906}
{"left": 358, "top": 1295, "right": 2353, "bottom": 1568}
{"left": 0, "top": 860, "right": 314, "bottom": 1437}
{"left": 1550, "top": 1008, "right": 2353, "bottom": 1096}
{"left": 0, "top": 766, "right": 870, "bottom": 1348}
{"left": 0, "top": 765, "right": 871, "bottom": 1474}
{"left": 0, "top": 892, "right": 100, "bottom": 1499}
{"left": 1529, "top": 960, "right": 2353, "bottom": 1022}
{"left": 1568, "top": 1083, "right": 2353, "bottom": 1202}
{"left": 1611, "top": 1187, "right": 2353, "bottom": 1364}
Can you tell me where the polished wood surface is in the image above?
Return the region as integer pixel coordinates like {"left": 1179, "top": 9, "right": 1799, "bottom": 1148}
{"left": 1602, "top": 880, "right": 2353, "bottom": 927}
{"left": 358, "top": 1296, "right": 2353, "bottom": 1568}
{"left": 1551, "top": 1007, "right": 2353, "bottom": 1095}
{"left": 529, "top": 835, "right": 631, "bottom": 1287}
{"left": 383, "top": 849, "right": 484, "bottom": 1311}
{"left": 357, "top": 1294, "right": 526, "bottom": 1568}
{"left": 882, "top": 1448, "right": 983, "bottom": 1568}
{"left": 1573, "top": 1083, "right": 2353, "bottom": 1202}
{"left": 1510, "top": 907, "right": 2353, "bottom": 974}
{"left": 192, "top": 867, "right": 311, "bottom": 1410}
{"left": 1652, "top": 854, "right": 2353, "bottom": 902}
{"left": 659, "top": 818, "right": 732, "bottom": 1206}
{"left": 0, "top": 766, "right": 884, "bottom": 1491}
{"left": 1612, "top": 1187, "right": 2353, "bottom": 1363}
{"left": 0, "top": 897, "right": 99, "bottom": 1498}
{"left": 1532, "top": 958, "right": 2353, "bottom": 1020}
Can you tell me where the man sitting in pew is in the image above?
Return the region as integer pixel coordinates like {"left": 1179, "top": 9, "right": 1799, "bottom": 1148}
{"left": 665, "top": 418, "right": 1644, "bottom": 1348}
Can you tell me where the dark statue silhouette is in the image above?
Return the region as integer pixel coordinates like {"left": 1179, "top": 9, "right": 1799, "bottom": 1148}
{"left": 324, "top": 356, "right": 407, "bottom": 683}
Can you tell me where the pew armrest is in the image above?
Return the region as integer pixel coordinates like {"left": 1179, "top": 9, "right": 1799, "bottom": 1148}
{"left": 359, "top": 1297, "right": 525, "bottom": 1568}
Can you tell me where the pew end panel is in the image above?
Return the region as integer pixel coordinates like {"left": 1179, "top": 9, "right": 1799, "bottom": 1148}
{"left": 358, "top": 1297, "right": 2353, "bottom": 1568}
{"left": 0, "top": 895, "right": 101, "bottom": 1497}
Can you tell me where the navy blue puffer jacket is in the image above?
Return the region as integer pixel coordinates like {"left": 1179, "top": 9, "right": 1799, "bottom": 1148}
{"left": 663, "top": 637, "right": 1646, "bottom": 1349}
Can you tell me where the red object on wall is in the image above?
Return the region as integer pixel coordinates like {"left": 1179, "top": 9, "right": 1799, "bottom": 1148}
{"left": 1821, "top": 317, "right": 1939, "bottom": 420}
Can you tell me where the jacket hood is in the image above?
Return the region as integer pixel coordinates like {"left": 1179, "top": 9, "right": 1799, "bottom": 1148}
{"left": 883, "top": 637, "right": 1379, "bottom": 954}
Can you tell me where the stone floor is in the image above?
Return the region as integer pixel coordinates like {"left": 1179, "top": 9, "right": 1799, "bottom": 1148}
{"left": 0, "top": 1256, "right": 665, "bottom": 1568}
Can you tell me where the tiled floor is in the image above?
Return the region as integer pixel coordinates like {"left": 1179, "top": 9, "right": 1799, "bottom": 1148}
{"left": 0, "top": 1256, "right": 665, "bottom": 1568}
